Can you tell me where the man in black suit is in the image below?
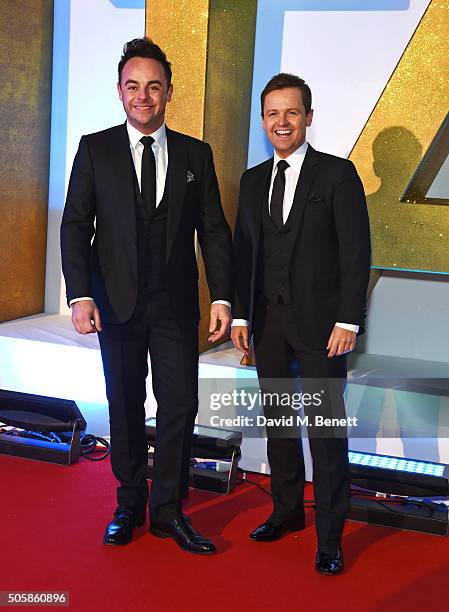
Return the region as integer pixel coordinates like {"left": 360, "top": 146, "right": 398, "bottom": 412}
{"left": 231, "top": 73, "right": 370, "bottom": 574}
{"left": 61, "top": 38, "right": 233, "bottom": 554}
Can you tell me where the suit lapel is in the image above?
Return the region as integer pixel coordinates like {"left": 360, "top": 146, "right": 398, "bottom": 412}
{"left": 250, "top": 158, "right": 273, "bottom": 247}
{"left": 165, "top": 127, "right": 187, "bottom": 260}
{"left": 108, "top": 123, "right": 137, "bottom": 235}
{"left": 287, "top": 144, "right": 320, "bottom": 231}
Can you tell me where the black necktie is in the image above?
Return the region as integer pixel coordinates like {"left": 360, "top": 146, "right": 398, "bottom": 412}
{"left": 140, "top": 136, "right": 156, "bottom": 214}
{"left": 270, "top": 159, "right": 289, "bottom": 229}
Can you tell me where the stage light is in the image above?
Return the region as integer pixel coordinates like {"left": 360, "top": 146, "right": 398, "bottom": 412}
{"left": 146, "top": 418, "right": 242, "bottom": 494}
{"left": 349, "top": 450, "right": 449, "bottom": 497}
{"left": 349, "top": 451, "right": 446, "bottom": 478}
{"left": 348, "top": 450, "right": 449, "bottom": 535}
{"left": 0, "top": 389, "right": 86, "bottom": 465}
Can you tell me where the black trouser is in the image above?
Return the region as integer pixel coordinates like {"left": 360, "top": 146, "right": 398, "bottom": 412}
{"left": 98, "top": 287, "right": 199, "bottom": 523}
{"left": 253, "top": 299, "right": 350, "bottom": 551}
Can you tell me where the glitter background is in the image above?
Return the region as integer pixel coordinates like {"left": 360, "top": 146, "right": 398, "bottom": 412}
{"left": 147, "top": 1, "right": 257, "bottom": 350}
{"left": 350, "top": 0, "right": 449, "bottom": 272}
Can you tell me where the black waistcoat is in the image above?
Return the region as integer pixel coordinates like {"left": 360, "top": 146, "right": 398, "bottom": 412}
{"left": 256, "top": 185, "right": 304, "bottom": 304}
{"left": 135, "top": 178, "right": 169, "bottom": 292}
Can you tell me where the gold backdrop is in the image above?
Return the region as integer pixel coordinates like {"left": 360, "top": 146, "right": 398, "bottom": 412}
{"left": 146, "top": 0, "right": 257, "bottom": 351}
{"left": 0, "top": 0, "right": 53, "bottom": 322}
{"left": 350, "top": 0, "right": 449, "bottom": 273}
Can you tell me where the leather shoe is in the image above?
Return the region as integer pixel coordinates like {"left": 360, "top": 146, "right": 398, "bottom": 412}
{"left": 103, "top": 509, "right": 146, "bottom": 546}
{"left": 315, "top": 547, "right": 344, "bottom": 575}
{"left": 249, "top": 517, "right": 305, "bottom": 542}
{"left": 150, "top": 516, "right": 216, "bottom": 555}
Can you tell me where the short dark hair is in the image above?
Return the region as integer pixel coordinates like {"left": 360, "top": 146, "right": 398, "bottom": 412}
{"left": 261, "top": 73, "right": 312, "bottom": 115}
{"left": 118, "top": 37, "right": 172, "bottom": 86}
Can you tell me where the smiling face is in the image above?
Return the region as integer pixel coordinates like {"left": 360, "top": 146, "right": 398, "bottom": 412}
{"left": 117, "top": 56, "right": 173, "bottom": 135}
{"left": 262, "top": 87, "right": 313, "bottom": 158}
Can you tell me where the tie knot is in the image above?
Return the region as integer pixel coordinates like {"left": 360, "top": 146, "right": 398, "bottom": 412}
{"left": 140, "top": 136, "right": 155, "bottom": 148}
{"left": 277, "top": 159, "right": 289, "bottom": 173}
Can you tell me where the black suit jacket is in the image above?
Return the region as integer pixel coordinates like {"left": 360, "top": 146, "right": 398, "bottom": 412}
{"left": 61, "top": 123, "right": 233, "bottom": 328}
{"left": 233, "top": 145, "right": 371, "bottom": 349}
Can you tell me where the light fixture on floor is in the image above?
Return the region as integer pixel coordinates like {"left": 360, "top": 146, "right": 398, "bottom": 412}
{"left": 146, "top": 418, "right": 242, "bottom": 494}
{"left": 349, "top": 450, "right": 449, "bottom": 497}
{"left": 0, "top": 389, "right": 86, "bottom": 465}
{"left": 348, "top": 450, "right": 449, "bottom": 535}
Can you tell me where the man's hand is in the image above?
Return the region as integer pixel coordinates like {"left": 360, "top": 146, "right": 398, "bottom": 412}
{"left": 327, "top": 326, "right": 356, "bottom": 358}
{"left": 231, "top": 326, "right": 250, "bottom": 356}
{"left": 208, "top": 303, "right": 231, "bottom": 343}
{"left": 71, "top": 300, "right": 102, "bottom": 335}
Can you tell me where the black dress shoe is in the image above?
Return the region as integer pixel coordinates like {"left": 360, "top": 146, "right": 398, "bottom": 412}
{"left": 103, "top": 509, "right": 146, "bottom": 546}
{"left": 249, "top": 517, "right": 305, "bottom": 542}
{"left": 150, "top": 516, "right": 216, "bottom": 555}
{"left": 315, "top": 547, "right": 344, "bottom": 575}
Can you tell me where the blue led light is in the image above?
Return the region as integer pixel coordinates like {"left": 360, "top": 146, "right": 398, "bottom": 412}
{"left": 348, "top": 451, "right": 445, "bottom": 477}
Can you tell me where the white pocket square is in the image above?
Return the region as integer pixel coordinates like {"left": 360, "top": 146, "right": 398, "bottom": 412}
{"left": 186, "top": 170, "right": 195, "bottom": 183}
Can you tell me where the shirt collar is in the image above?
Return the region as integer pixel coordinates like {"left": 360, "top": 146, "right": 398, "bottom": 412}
{"left": 273, "top": 141, "right": 308, "bottom": 171}
{"left": 126, "top": 121, "right": 167, "bottom": 150}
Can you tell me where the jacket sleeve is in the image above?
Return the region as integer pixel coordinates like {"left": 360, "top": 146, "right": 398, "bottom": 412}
{"left": 196, "top": 143, "right": 234, "bottom": 303}
{"left": 232, "top": 173, "right": 253, "bottom": 321}
{"left": 60, "top": 136, "right": 96, "bottom": 305}
{"left": 333, "top": 160, "right": 371, "bottom": 329}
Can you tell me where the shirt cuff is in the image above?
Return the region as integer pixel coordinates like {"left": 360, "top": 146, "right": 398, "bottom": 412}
{"left": 335, "top": 322, "right": 359, "bottom": 333}
{"left": 230, "top": 321, "right": 358, "bottom": 331}
{"left": 231, "top": 319, "right": 249, "bottom": 327}
{"left": 69, "top": 297, "right": 94, "bottom": 306}
{"left": 212, "top": 300, "right": 231, "bottom": 308}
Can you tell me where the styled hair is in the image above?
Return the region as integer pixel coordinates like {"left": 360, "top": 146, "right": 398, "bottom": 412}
{"left": 261, "top": 73, "right": 312, "bottom": 115}
{"left": 118, "top": 37, "right": 172, "bottom": 85}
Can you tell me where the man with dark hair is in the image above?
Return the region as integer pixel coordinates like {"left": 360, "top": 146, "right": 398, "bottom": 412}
{"left": 117, "top": 37, "right": 172, "bottom": 84}
{"left": 61, "top": 37, "right": 233, "bottom": 554}
{"left": 260, "top": 73, "right": 312, "bottom": 115}
{"left": 231, "top": 73, "right": 370, "bottom": 574}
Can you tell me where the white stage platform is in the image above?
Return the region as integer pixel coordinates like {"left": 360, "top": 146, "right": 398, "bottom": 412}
{"left": 1, "top": 314, "right": 449, "bottom": 476}
{"left": 0, "top": 314, "right": 266, "bottom": 473}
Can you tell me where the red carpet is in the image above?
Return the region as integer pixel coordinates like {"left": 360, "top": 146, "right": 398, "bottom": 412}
{"left": 1, "top": 454, "right": 448, "bottom": 611}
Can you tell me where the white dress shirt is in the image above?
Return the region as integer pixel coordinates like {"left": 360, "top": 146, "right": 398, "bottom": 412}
{"left": 269, "top": 141, "right": 308, "bottom": 224}
{"left": 70, "top": 121, "right": 230, "bottom": 309}
{"left": 232, "top": 141, "right": 358, "bottom": 333}
{"left": 126, "top": 121, "right": 168, "bottom": 206}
